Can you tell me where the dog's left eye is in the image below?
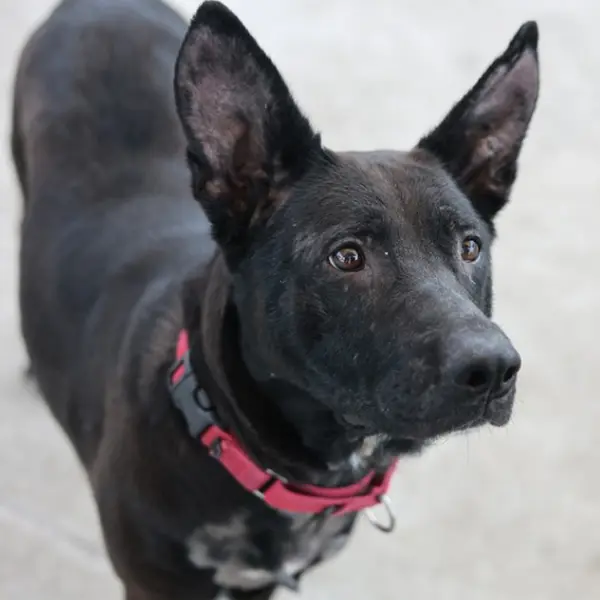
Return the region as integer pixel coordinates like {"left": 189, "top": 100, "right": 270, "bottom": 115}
{"left": 328, "top": 245, "right": 365, "bottom": 272}
{"left": 461, "top": 236, "right": 482, "bottom": 262}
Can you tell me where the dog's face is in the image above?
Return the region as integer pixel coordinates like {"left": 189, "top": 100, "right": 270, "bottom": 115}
{"left": 175, "top": 2, "right": 539, "bottom": 445}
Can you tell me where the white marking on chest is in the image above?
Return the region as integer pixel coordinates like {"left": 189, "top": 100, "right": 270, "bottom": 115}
{"left": 187, "top": 507, "right": 353, "bottom": 591}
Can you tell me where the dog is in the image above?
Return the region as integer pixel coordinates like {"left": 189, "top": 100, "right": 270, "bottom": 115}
{"left": 12, "top": 0, "right": 539, "bottom": 598}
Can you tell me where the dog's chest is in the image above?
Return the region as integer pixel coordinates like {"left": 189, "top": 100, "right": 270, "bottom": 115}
{"left": 186, "top": 511, "right": 352, "bottom": 591}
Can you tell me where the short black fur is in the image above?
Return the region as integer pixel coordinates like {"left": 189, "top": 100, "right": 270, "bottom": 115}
{"left": 14, "top": 1, "right": 539, "bottom": 598}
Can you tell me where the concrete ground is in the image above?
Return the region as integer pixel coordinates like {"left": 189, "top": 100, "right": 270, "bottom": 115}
{"left": 1, "top": 1, "right": 599, "bottom": 599}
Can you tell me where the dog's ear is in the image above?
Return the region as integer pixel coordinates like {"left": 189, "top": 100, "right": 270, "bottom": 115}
{"left": 174, "top": 1, "right": 320, "bottom": 250}
{"left": 418, "top": 22, "right": 539, "bottom": 222}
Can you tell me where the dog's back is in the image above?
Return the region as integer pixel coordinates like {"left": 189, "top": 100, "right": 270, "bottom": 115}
{"left": 14, "top": 0, "right": 212, "bottom": 463}
{"left": 13, "top": 0, "right": 187, "bottom": 196}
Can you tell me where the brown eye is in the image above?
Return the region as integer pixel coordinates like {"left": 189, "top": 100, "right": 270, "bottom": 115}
{"left": 461, "top": 236, "right": 481, "bottom": 262}
{"left": 329, "top": 245, "right": 365, "bottom": 271}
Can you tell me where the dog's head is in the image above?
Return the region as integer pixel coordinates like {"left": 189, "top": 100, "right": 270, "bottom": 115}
{"left": 174, "top": 2, "right": 539, "bottom": 448}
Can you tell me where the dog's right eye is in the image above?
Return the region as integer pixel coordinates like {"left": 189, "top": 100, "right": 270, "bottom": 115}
{"left": 328, "top": 245, "right": 365, "bottom": 272}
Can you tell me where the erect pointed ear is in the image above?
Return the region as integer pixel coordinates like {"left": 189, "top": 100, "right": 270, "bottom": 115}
{"left": 418, "top": 22, "right": 540, "bottom": 222}
{"left": 174, "top": 1, "right": 320, "bottom": 248}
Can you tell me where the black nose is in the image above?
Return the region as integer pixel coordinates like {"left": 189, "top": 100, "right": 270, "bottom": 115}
{"left": 446, "top": 327, "right": 521, "bottom": 397}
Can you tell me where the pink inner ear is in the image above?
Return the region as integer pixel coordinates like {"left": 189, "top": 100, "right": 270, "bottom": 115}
{"left": 176, "top": 26, "right": 270, "bottom": 176}
{"left": 472, "top": 50, "right": 539, "bottom": 124}
{"left": 468, "top": 50, "right": 538, "bottom": 169}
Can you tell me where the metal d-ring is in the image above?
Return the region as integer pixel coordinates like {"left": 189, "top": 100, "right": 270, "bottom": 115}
{"left": 365, "top": 495, "right": 396, "bottom": 533}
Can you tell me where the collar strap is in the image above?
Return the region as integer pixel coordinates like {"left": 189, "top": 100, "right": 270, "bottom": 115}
{"left": 167, "top": 330, "right": 397, "bottom": 516}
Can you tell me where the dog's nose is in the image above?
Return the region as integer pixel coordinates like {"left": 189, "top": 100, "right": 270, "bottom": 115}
{"left": 445, "top": 327, "right": 521, "bottom": 397}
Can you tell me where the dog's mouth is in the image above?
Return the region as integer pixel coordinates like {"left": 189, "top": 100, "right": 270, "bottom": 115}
{"left": 339, "top": 387, "right": 516, "bottom": 442}
{"left": 484, "top": 388, "right": 516, "bottom": 427}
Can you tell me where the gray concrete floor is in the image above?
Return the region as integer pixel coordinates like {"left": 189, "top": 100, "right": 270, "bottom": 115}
{"left": 1, "top": 1, "right": 599, "bottom": 598}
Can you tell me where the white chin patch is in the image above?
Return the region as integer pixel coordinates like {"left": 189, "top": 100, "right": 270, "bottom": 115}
{"left": 350, "top": 434, "right": 388, "bottom": 471}
{"left": 360, "top": 433, "right": 386, "bottom": 457}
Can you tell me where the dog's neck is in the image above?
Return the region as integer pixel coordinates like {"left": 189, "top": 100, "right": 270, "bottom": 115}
{"left": 183, "top": 255, "right": 418, "bottom": 487}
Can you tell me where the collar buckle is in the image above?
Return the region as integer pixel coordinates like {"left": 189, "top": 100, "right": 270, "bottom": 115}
{"left": 168, "top": 350, "right": 216, "bottom": 438}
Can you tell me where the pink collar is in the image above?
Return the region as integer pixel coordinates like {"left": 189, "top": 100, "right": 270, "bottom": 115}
{"left": 168, "top": 330, "right": 397, "bottom": 518}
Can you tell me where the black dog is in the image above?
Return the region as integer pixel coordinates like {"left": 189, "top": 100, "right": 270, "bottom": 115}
{"left": 13, "top": 0, "right": 539, "bottom": 598}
